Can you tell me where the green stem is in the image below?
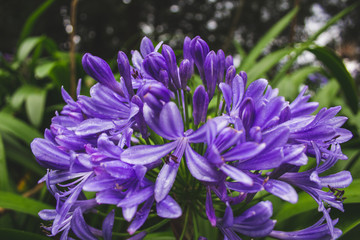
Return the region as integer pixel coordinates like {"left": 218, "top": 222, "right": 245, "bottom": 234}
{"left": 192, "top": 211, "right": 199, "bottom": 239}
{"left": 179, "top": 207, "right": 190, "bottom": 240}
{"left": 215, "top": 89, "right": 221, "bottom": 117}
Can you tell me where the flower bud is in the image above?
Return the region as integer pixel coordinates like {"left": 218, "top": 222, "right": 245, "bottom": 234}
{"left": 82, "top": 53, "right": 124, "bottom": 96}
{"left": 190, "top": 36, "right": 209, "bottom": 82}
{"left": 140, "top": 36, "right": 154, "bottom": 58}
{"left": 179, "top": 59, "right": 192, "bottom": 90}
{"left": 193, "top": 85, "right": 209, "bottom": 126}
{"left": 162, "top": 44, "right": 180, "bottom": 88}
{"left": 204, "top": 51, "right": 218, "bottom": 100}
{"left": 225, "top": 55, "right": 233, "bottom": 69}
{"left": 225, "top": 65, "right": 236, "bottom": 85}
{"left": 217, "top": 49, "right": 225, "bottom": 83}
{"left": 117, "top": 51, "right": 133, "bottom": 98}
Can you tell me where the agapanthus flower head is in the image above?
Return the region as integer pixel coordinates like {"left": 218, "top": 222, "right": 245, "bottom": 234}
{"left": 31, "top": 35, "right": 352, "bottom": 240}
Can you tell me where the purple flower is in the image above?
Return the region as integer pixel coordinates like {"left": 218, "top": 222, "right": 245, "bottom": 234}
{"left": 31, "top": 36, "right": 352, "bottom": 239}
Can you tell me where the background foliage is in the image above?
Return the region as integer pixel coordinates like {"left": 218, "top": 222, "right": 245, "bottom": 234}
{"left": 0, "top": 0, "right": 359, "bottom": 239}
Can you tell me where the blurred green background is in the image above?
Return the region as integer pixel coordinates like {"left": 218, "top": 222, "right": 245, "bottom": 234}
{"left": 0, "top": 0, "right": 359, "bottom": 239}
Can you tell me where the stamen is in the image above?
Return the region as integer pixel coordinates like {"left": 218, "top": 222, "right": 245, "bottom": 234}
{"left": 328, "top": 185, "right": 346, "bottom": 202}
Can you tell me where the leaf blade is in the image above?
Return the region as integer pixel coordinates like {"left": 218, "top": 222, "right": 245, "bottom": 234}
{"left": 240, "top": 7, "right": 298, "bottom": 71}
{"left": 0, "top": 191, "right": 53, "bottom": 217}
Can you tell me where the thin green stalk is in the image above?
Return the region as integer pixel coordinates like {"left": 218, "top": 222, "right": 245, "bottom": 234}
{"left": 112, "top": 219, "right": 170, "bottom": 237}
{"left": 215, "top": 89, "right": 221, "bottom": 117}
{"left": 192, "top": 211, "right": 199, "bottom": 239}
{"left": 179, "top": 207, "right": 190, "bottom": 240}
{"left": 183, "top": 90, "right": 190, "bottom": 130}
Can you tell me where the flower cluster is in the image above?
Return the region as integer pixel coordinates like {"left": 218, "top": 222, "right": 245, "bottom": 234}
{"left": 31, "top": 36, "right": 352, "bottom": 239}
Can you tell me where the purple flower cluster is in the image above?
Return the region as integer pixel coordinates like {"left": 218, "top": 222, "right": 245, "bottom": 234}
{"left": 31, "top": 36, "right": 352, "bottom": 240}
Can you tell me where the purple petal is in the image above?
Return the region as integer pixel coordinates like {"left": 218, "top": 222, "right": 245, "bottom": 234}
{"left": 206, "top": 187, "right": 216, "bottom": 226}
{"left": 131, "top": 50, "right": 143, "bottom": 69}
{"left": 232, "top": 74, "right": 245, "bottom": 110}
{"left": 335, "top": 128, "right": 352, "bottom": 143}
{"left": 102, "top": 209, "right": 115, "bottom": 240}
{"left": 193, "top": 85, "right": 209, "bottom": 126}
{"left": 127, "top": 197, "right": 154, "bottom": 234}
{"left": 264, "top": 179, "right": 298, "bottom": 203}
{"left": 82, "top": 53, "right": 123, "bottom": 95}
{"left": 223, "top": 202, "right": 234, "bottom": 228}
{"left": 71, "top": 208, "right": 98, "bottom": 240}
{"left": 55, "top": 134, "right": 88, "bottom": 151}
{"left": 127, "top": 231, "right": 147, "bottom": 240}
{"left": 214, "top": 127, "right": 244, "bottom": 153}
{"left": 142, "top": 104, "right": 168, "bottom": 138}
{"left": 117, "top": 186, "right": 154, "bottom": 208}
{"left": 185, "top": 144, "right": 219, "bottom": 182}
{"left": 123, "top": 206, "right": 138, "bottom": 222}
{"left": 239, "top": 97, "right": 255, "bottom": 130}
{"left": 156, "top": 195, "right": 182, "bottom": 218}
{"left": 233, "top": 201, "right": 275, "bottom": 237}
{"left": 155, "top": 162, "right": 179, "bottom": 202}
{"left": 220, "top": 164, "right": 253, "bottom": 186}
{"left": 204, "top": 51, "right": 218, "bottom": 100}
{"left": 217, "top": 49, "right": 225, "bottom": 83}
{"left": 102, "top": 161, "right": 134, "bottom": 179}
{"left": 290, "top": 125, "right": 336, "bottom": 141}
{"left": 162, "top": 44, "right": 180, "bottom": 88}
{"left": 39, "top": 209, "right": 57, "bottom": 221}
{"left": 320, "top": 171, "right": 352, "bottom": 188}
{"left": 96, "top": 190, "right": 124, "bottom": 205}
{"left": 140, "top": 37, "right": 155, "bottom": 57}
{"left": 262, "top": 126, "right": 290, "bottom": 150}
{"left": 121, "top": 141, "right": 177, "bottom": 165}
{"left": 225, "top": 55, "right": 233, "bottom": 69}
{"left": 180, "top": 59, "right": 192, "bottom": 89}
{"left": 225, "top": 65, "right": 236, "bottom": 85}
{"left": 226, "top": 181, "right": 263, "bottom": 193}
{"left": 118, "top": 51, "right": 133, "bottom": 97}
{"left": 188, "top": 116, "right": 229, "bottom": 143}
{"left": 244, "top": 78, "right": 268, "bottom": 103}
{"left": 75, "top": 118, "right": 116, "bottom": 136}
{"left": 222, "top": 142, "right": 266, "bottom": 162}
{"left": 219, "top": 82, "right": 232, "bottom": 114}
{"left": 158, "top": 102, "right": 184, "bottom": 139}
{"left": 237, "top": 148, "right": 284, "bottom": 170}
{"left": 31, "top": 138, "right": 70, "bottom": 170}
{"left": 190, "top": 36, "right": 209, "bottom": 82}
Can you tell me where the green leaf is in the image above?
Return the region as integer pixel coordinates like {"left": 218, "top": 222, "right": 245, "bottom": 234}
{"left": 11, "top": 85, "right": 38, "bottom": 110}
{"left": 18, "top": 0, "right": 55, "bottom": 44}
{"left": 336, "top": 204, "right": 360, "bottom": 237}
{"left": 240, "top": 7, "right": 298, "bottom": 71}
{"left": 277, "top": 66, "right": 321, "bottom": 100}
{"left": 16, "top": 37, "right": 44, "bottom": 63}
{"left": 308, "top": 3, "right": 359, "bottom": 43}
{"left": 0, "top": 135, "right": 10, "bottom": 191}
{"left": 1, "top": 133, "right": 44, "bottom": 176}
{"left": 0, "top": 229, "right": 49, "bottom": 240}
{"left": 0, "top": 112, "right": 42, "bottom": 145}
{"left": 272, "top": 4, "right": 358, "bottom": 86}
{"left": 276, "top": 179, "right": 360, "bottom": 223}
{"left": 308, "top": 46, "right": 358, "bottom": 114}
{"left": 312, "top": 79, "right": 339, "bottom": 110}
{"left": 0, "top": 191, "right": 53, "bottom": 217}
{"left": 246, "top": 48, "right": 293, "bottom": 83}
{"left": 233, "top": 40, "right": 247, "bottom": 60}
{"left": 34, "top": 61, "right": 57, "bottom": 79}
{"left": 48, "top": 60, "right": 71, "bottom": 88}
{"left": 145, "top": 232, "right": 176, "bottom": 240}
{"left": 25, "top": 88, "right": 47, "bottom": 127}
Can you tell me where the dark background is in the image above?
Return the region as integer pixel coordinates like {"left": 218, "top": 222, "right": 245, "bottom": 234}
{"left": 1, "top": 0, "right": 359, "bottom": 61}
